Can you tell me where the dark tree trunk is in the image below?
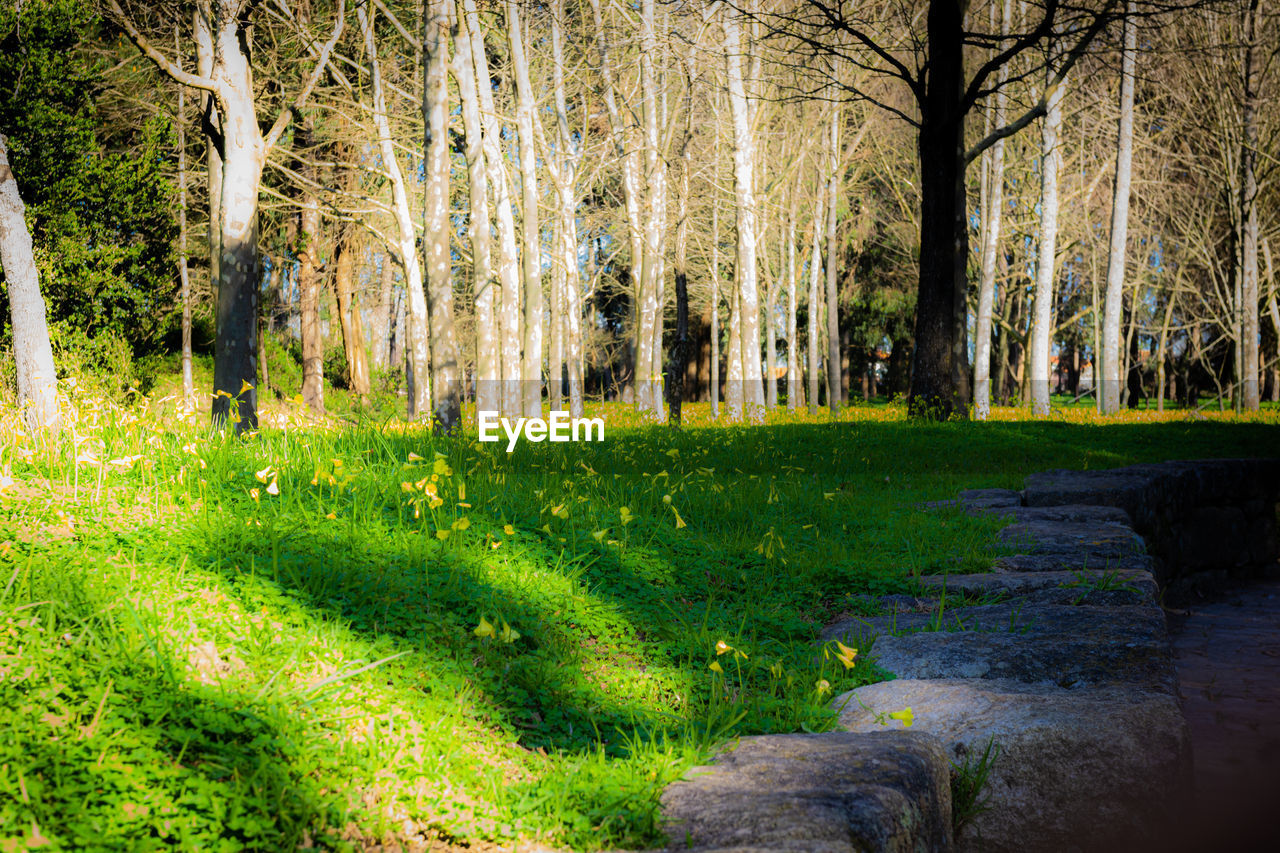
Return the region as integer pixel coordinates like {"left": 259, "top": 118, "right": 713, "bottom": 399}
{"left": 668, "top": 267, "right": 690, "bottom": 424}
{"left": 909, "top": 0, "right": 970, "bottom": 419}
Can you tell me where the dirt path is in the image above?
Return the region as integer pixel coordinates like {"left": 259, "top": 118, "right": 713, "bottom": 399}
{"left": 1169, "top": 578, "right": 1280, "bottom": 850}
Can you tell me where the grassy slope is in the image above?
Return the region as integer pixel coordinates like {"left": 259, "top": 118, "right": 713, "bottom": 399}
{"left": 2, "top": 383, "right": 1278, "bottom": 851}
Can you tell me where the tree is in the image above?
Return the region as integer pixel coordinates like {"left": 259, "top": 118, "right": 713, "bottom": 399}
{"left": 722, "top": 1, "right": 765, "bottom": 420}
{"left": 507, "top": 0, "right": 543, "bottom": 419}
{"left": 108, "top": 0, "right": 344, "bottom": 430}
{"left": 768, "top": 0, "right": 1120, "bottom": 418}
{"left": 973, "top": 0, "right": 1011, "bottom": 420}
{"left": 0, "top": 133, "right": 59, "bottom": 432}
{"left": 1101, "top": 1, "right": 1137, "bottom": 413}
{"left": 356, "top": 0, "right": 430, "bottom": 419}
{"left": 1030, "top": 46, "right": 1067, "bottom": 416}
{"left": 424, "top": 0, "right": 462, "bottom": 432}
{"left": 1238, "top": 0, "right": 1263, "bottom": 410}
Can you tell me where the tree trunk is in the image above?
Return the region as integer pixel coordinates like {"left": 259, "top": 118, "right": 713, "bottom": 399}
{"left": 723, "top": 5, "right": 764, "bottom": 420}
{"left": 194, "top": 9, "right": 221, "bottom": 331}
{"left": 424, "top": 0, "right": 461, "bottom": 432}
{"left": 974, "top": 0, "right": 1010, "bottom": 420}
{"left": 551, "top": 0, "right": 583, "bottom": 419}
{"left": 211, "top": 25, "right": 264, "bottom": 431}
{"left": 1031, "top": 61, "right": 1065, "bottom": 417}
{"left": 1101, "top": 2, "right": 1136, "bottom": 414}
{"left": 824, "top": 105, "right": 842, "bottom": 414}
{"left": 727, "top": 258, "right": 744, "bottom": 419}
{"left": 1266, "top": 239, "right": 1279, "bottom": 401}
{"left": 452, "top": 8, "right": 495, "bottom": 414}
{"left": 786, "top": 194, "right": 799, "bottom": 412}
{"left": 461, "top": 0, "right": 521, "bottom": 417}
{"left": 669, "top": 46, "right": 695, "bottom": 426}
{"left": 360, "top": 0, "right": 430, "bottom": 419}
{"left": 332, "top": 229, "right": 370, "bottom": 399}
{"left": 1156, "top": 291, "right": 1176, "bottom": 411}
{"left": 633, "top": 0, "right": 667, "bottom": 419}
{"left": 710, "top": 204, "right": 721, "bottom": 418}
{"left": 176, "top": 24, "right": 194, "bottom": 403}
{"left": 807, "top": 185, "right": 825, "bottom": 414}
{"left": 1239, "top": 0, "right": 1262, "bottom": 410}
{"left": 0, "top": 132, "right": 58, "bottom": 432}
{"left": 506, "top": 0, "right": 542, "bottom": 419}
{"left": 372, "top": 253, "right": 394, "bottom": 371}
{"left": 910, "top": 0, "right": 969, "bottom": 419}
{"left": 297, "top": 116, "right": 324, "bottom": 413}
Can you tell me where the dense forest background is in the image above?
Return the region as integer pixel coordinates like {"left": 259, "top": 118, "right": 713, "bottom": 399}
{"left": 1, "top": 0, "right": 1275, "bottom": 428}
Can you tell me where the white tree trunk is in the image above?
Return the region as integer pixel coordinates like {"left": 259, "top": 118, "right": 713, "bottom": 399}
{"left": 973, "top": 0, "right": 1010, "bottom": 421}
{"left": 451, "top": 8, "right": 496, "bottom": 413}
{"left": 464, "top": 0, "right": 522, "bottom": 417}
{"left": 1031, "top": 65, "right": 1066, "bottom": 417}
{"left": 0, "top": 133, "right": 59, "bottom": 432}
{"left": 359, "top": 1, "right": 430, "bottom": 419}
{"left": 1101, "top": 4, "right": 1136, "bottom": 414}
{"left": 824, "top": 105, "right": 841, "bottom": 414}
{"left": 634, "top": 0, "right": 667, "bottom": 419}
{"left": 588, "top": 0, "right": 644, "bottom": 406}
{"left": 723, "top": 4, "right": 764, "bottom": 420}
{"left": 507, "top": 0, "right": 543, "bottom": 418}
{"left": 551, "top": 0, "right": 584, "bottom": 419}
{"left": 425, "top": 0, "right": 461, "bottom": 431}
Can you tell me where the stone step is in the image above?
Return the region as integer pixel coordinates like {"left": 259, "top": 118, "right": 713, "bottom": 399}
{"left": 834, "top": 678, "right": 1191, "bottom": 853}
{"left": 659, "top": 732, "right": 953, "bottom": 853}
{"left": 993, "top": 551, "right": 1159, "bottom": 574}
{"left": 827, "top": 603, "right": 1178, "bottom": 694}
{"left": 917, "top": 569, "right": 1158, "bottom": 607}
{"left": 985, "top": 504, "right": 1132, "bottom": 526}
{"left": 995, "top": 520, "right": 1147, "bottom": 559}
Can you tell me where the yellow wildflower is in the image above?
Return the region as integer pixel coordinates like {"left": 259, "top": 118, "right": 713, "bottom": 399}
{"left": 709, "top": 660, "right": 723, "bottom": 673}
{"left": 887, "top": 707, "right": 914, "bottom": 728}
{"left": 474, "top": 617, "right": 494, "bottom": 638}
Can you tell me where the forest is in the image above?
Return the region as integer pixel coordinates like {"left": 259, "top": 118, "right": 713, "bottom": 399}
{"left": 1, "top": 0, "right": 1276, "bottom": 430}
{"left": 1, "top": 1, "right": 1279, "bottom": 851}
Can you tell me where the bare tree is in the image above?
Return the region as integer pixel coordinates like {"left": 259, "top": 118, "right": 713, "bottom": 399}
{"left": 1031, "top": 46, "right": 1067, "bottom": 416}
{"left": 0, "top": 133, "right": 58, "bottom": 432}
{"left": 425, "top": 0, "right": 461, "bottom": 432}
{"left": 357, "top": 0, "right": 431, "bottom": 418}
{"left": 1101, "top": 1, "right": 1137, "bottom": 413}
{"left": 108, "top": 0, "right": 344, "bottom": 430}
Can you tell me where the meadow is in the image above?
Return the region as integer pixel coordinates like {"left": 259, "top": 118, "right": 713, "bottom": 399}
{"left": 2, "top": 370, "right": 1278, "bottom": 852}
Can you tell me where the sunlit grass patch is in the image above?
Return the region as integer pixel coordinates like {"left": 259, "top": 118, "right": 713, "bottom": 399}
{"left": 2, "top": 383, "right": 1277, "bottom": 850}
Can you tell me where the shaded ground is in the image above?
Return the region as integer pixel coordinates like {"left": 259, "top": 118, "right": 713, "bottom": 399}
{"left": 1169, "top": 575, "right": 1280, "bottom": 850}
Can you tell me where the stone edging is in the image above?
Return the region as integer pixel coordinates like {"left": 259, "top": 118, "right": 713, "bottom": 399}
{"left": 658, "top": 459, "right": 1278, "bottom": 852}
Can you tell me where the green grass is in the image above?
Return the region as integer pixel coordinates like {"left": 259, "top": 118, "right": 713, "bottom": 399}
{"left": 2, "top": 385, "right": 1278, "bottom": 851}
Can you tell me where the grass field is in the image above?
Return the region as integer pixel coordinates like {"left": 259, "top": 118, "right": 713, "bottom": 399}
{"left": 3, "top": 373, "right": 1278, "bottom": 851}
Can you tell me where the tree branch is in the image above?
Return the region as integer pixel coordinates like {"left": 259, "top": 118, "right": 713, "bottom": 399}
{"left": 263, "top": 0, "right": 346, "bottom": 152}
{"left": 105, "top": 0, "right": 223, "bottom": 96}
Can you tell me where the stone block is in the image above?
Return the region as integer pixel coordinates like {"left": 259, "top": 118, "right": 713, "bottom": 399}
{"left": 660, "top": 732, "right": 953, "bottom": 853}
{"left": 835, "top": 679, "right": 1192, "bottom": 853}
